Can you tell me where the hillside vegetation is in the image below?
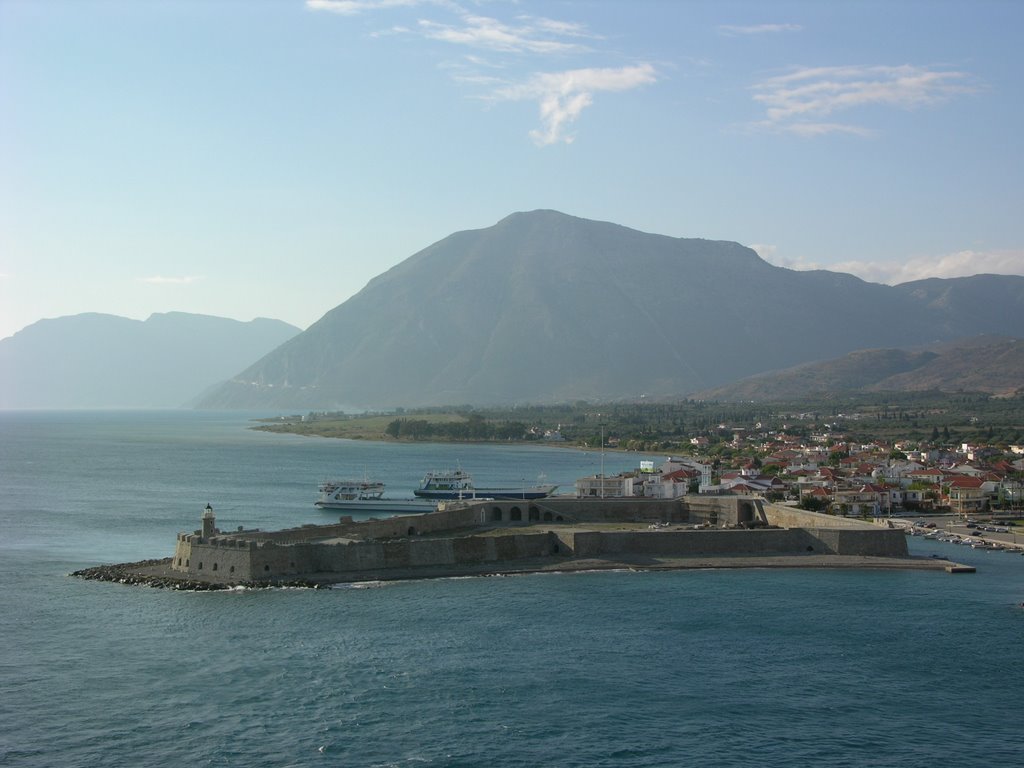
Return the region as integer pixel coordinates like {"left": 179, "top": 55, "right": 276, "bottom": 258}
{"left": 256, "top": 391, "right": 1024, "bottom": 453}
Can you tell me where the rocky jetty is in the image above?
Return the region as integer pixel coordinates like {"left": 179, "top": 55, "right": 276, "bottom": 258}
{"left": 71, "top": 558, "right": 323, "bottom": 590}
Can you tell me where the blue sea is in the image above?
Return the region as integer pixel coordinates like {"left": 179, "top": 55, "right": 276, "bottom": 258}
{"left": 2, "top": 410, "right": 1023, "bottom": 768}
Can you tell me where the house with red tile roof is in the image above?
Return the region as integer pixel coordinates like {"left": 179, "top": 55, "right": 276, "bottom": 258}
{"left": 904, "top": 468, "right": 945, "bottom": 486}
{"left": 945, "top": 475, "right": 988, "bottom": 516}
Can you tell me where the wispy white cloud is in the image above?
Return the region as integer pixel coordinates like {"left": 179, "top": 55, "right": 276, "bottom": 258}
{"left": 138, "top": 275, "right": 205, "bottom": 285}
{"left": 783, "top": 121, "right": 875, "bottom": 137}
{"left": 749, "top": 244, "right": 777, "bottom": 260}
{"left": 719, "top": 23, "right": 802, "bottom": 36}
{"left": 492, "top": 64, "right": 658, "bottom": 145}
{"left": 309, "top": 1, "right": 595, "bottom": 53}
{"left": 451, "top": 72, "right": 506, "bottom": 87}
{"left": 418, "top": 14, "right": 592, "bottom": 54}
{"left": 836, "top": 250, "right": 1024, "bottom": 285}
{"left": 758, "top": 248, "right": 1024, "bottom": 284}
{"left": 305, "top": 0, "right": 425, "bottom": 16}
{"left": 308, "top": 0, "right": 652, "bottom": 144}
{"left": 751, "top": 64, "right": 979, "bottom": 136}
{"left": 520, "top": 15, "right": 603, "bottom": 40}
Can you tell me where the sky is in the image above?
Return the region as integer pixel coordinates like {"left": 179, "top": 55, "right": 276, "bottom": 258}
{"left": 2, "top": 0, "right": 1023, "bottom": 340}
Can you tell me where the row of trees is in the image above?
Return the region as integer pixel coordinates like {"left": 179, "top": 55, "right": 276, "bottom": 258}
{"left": 376, "top": 392, "right": 1024, "bottom": 452}
{"left": 384, "top": 415, "right": 531, "bottom": 442}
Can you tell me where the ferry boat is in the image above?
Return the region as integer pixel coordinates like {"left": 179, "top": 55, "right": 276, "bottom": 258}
{"left": 412, "top": 468, "right": 557, "bottom": 500}
{"left": 315, "top": 479, "right": 436, "bottom": 514}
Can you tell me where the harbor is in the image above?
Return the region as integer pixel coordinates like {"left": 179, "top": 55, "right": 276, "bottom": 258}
{"left": 889, "top": 514, "right": 1024, "bottom": 553}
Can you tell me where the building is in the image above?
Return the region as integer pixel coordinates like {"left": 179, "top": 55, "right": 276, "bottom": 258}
{"left": 945, "top": 476, "right": 988, "bottom": 516}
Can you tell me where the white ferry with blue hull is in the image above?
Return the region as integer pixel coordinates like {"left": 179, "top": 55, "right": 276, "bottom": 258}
{"left": 413, "top": 468, "right": 557, "bottom": 500}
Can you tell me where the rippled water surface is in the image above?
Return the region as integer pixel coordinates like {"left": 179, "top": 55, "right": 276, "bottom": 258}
{"left": 2, "top": 411, "right": 1023, "bottom": 767}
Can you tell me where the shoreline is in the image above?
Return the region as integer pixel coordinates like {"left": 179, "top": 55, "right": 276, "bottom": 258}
{"left": 73, "top": 552, "right": 963, "bottom": 591}
{"left": 250, "top": 420, "right": 649, "bottom": 454}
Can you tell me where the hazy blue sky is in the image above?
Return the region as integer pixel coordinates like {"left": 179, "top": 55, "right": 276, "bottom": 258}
{"left": 2, "top": 0, "right": 1022, "bottom": 340}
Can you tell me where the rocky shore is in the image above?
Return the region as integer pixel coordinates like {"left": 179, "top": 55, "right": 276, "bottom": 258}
{"left": 71, "top": 558, "right": 324, "bottom": 590}
{"left": 72, "top": 552, "right": 958, "bottom": 591}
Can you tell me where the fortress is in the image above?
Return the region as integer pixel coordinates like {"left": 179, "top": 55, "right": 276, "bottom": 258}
{"left": 146, "top": 495, "right": 939, "bottom": 588}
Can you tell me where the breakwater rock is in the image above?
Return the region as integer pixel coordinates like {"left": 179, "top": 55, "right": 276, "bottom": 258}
{"left": 71, "top": 558, "right": 323, "bottom": 590}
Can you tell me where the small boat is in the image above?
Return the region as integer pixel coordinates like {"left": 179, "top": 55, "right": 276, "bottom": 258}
{"left": 412, "top": 468, "right": 557, "bottom": 500}
{"left": 315, "top": 479, "right": 437, "bottom": 514}
{"left": 971, "top": 542, "right": 1003, "bottom": 551}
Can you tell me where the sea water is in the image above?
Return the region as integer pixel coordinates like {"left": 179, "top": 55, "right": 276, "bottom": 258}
{"left": 1, "top": 411, "right": 1023, "bottom": 767}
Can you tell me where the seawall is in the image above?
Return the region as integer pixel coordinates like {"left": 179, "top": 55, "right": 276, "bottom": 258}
{"left": 150, "top": 496, "right": 919, "bottom": 586}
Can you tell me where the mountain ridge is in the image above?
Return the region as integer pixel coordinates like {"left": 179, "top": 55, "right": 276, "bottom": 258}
{"left": 197, "top": 210, "right": 1024, "bottom": 410}
{"left": 691, "top": 336, "right": 1024, "bottom": 401}
{"left": 0, "top": 312, "right": 301, "bottom": 409}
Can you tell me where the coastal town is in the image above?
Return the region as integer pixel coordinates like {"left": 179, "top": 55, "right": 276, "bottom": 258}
{"left": 267, "top": 397, "right": 1024, "bottom": 522}
{"left": 575, "top": 429, "right": 1024, "bottom": 521}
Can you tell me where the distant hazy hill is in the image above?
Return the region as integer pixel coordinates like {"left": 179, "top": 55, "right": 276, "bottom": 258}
{"left": 693, "top": 337, "right": 1024, "bottom": 401}
{"left": 196, "top": 210, "right": 1024, "bottom": 410}
{"left": 0, "top": 312, "right": 300, "bottom": 408}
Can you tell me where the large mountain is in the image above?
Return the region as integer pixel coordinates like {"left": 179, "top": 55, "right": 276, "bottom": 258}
{"left": 0, "top": 312, "right": 300, "bottom": 408}
{"left": 197, "top": 210, "right": 1024, "bottom": 410}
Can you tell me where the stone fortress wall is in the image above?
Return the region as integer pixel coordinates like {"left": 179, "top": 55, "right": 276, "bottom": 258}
{"left": 169, "top": 496, "right": 909, "bottom": 585}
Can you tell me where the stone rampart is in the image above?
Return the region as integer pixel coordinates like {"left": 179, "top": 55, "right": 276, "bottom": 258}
{"left": 555, "top": 526, "right": 907, "bottom": 559}
{"left": 761, "top": 503, "right": 908, "bottom": 556}
{"left": 232, "top": 503, "right": 486, "bottom": 544}
{"left": 246, "top": 532, "right": 560, "bottom": 579}
{"left": 167, "top": 496, "right": 907, "bottom": 585}
{"left": 561, "top": 529, "right": 804, "bottom": 558}
{"left": 799, "top": 528, "right": 908, "bottom": 557}
{"left": 171, "top": 535, "right": 256, "bottom": 580}
{"left": 686, "top": 496, "right": 765, "bottom": 526}
{"left": 467, "top": 497, "right": 686, "bottom": 525}
{"left": 762, "top": 503, "right": 875, "bottom": 530}
{"left": 173, "top": 530, "right": 566, "bottom": 582}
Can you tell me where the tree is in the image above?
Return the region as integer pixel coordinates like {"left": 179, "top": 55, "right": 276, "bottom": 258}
{"left": 799, "top": 496, "right": 826, "bottom": 512}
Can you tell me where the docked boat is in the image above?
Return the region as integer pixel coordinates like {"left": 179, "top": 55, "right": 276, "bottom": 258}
{"left": 315, "top": 479, "right": 437, "bottom": 515}
{"left": 412, "top": 468, "right": 557, "bottom": 500}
